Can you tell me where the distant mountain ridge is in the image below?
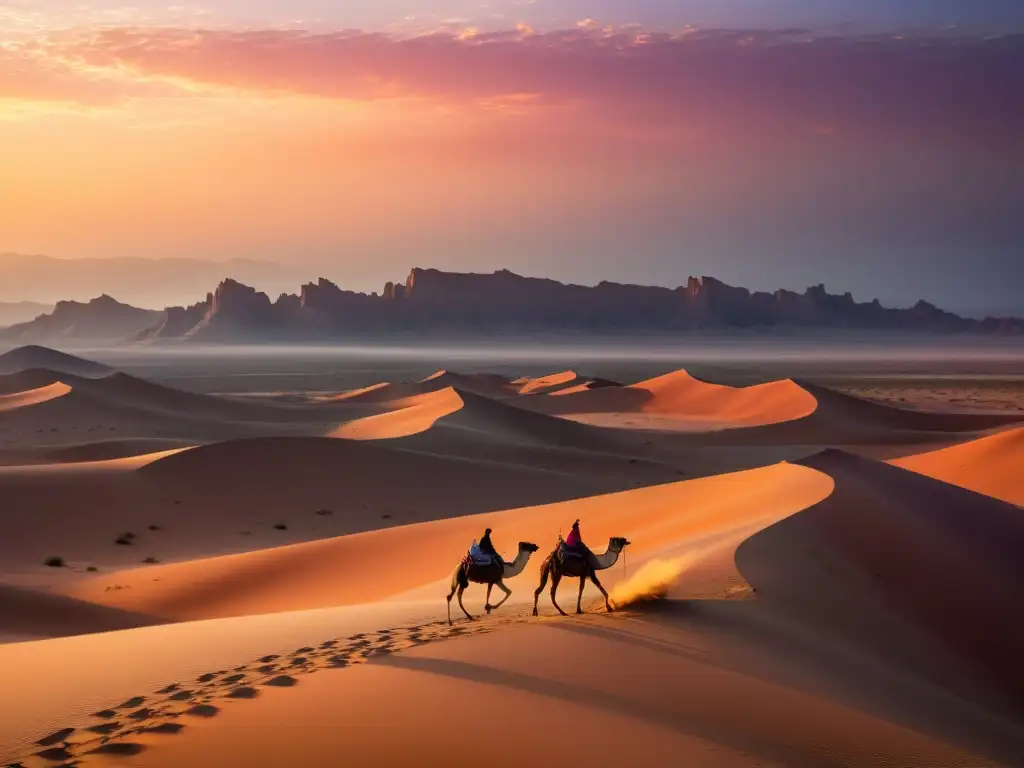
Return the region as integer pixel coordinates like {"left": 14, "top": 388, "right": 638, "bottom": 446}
{"left": 141, "top": 268, "right": 1024, "bottom": 341}
{"left": 3, "top": 268, "right": 1022, "bottom": 345}
{"left": 0, "top": 295, "right": 160, "bottom": 344}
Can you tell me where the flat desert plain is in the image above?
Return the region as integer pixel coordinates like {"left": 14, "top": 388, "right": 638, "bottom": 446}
{"left": 1, "top": 345, "right": 1023, "bottom": 767}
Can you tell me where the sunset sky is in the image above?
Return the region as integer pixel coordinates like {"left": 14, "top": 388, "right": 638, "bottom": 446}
{"left": 1, "top": 0, "right": 1022, "bottom": 314}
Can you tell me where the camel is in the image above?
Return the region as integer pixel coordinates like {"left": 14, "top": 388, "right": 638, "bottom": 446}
{"left": 447, "top": 541, "right": 539, "bottom": 624}
{"left": 533, "top": 536, "right": 630, "bottom": 616}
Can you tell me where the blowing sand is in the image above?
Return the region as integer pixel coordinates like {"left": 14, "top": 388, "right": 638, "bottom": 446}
{"left": 1, "top": 347, "right": 1022, "bottom": 767}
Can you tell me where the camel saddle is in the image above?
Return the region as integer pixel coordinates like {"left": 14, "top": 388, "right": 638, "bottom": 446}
{"left": 461, "top": 556, "right": 503, "bottom": 580}
{"left": 557, "top": 541, "right": 592, "bottom": 564}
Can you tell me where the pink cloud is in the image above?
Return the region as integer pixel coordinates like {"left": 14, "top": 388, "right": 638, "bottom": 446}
{"left": 5, "top": 27, "right": 1022, "bottom": 142}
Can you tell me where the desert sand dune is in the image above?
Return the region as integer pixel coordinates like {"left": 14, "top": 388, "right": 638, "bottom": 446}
{"left": 4, "top": 353, "right": 1023, "bottom": 767}
{"left": 0, "top": 435, "right": 603, "bottom": 584}
{"left": 0, "top": 599, "right": 445, "bottom": 763}
{"left": 377, "top": 386, "right": 748, "bottom": 487}
{"left": 891, "top": 427, "right": 1024, "bottom": 505}
{"left": 129, "top": 616, "right": 1014, "bottom": 768}
{"left": 521, "top": 370, "right": 1020, "bottom": 446}
{"left": 329, "top": 387, "right": 464, "bottom": 440}
{"left": 524, "top": 369, "right": 818, "bottom": 429}
{"left": 0, "top": 367, "right": 73, "bottom": 395}
{"left": 0, "top": 381, "right": 71, "bottom": 412}
{"left": 0, "top": 438, "right": 192, "bottom": 467}
{"left": 332, "top": 370, "right": 514, "bottom": 404}
{"left": 333, "top": 380, "right": 808, "bottom": 485}
{"left": 795, "top": 382, "right": 1019, "bottom": 434}
{"left": 513, "top": 369, "right": 581, "bottom": 395}
{"left": 0, "top": 345, "right": 112, "bottom": 377}
{"left": 420, "top": 369, "right": 515, "bottom": 395}
{"left": 742, "top": 450, "right": 1024, "bottom": 719}
{"left": 636, "top": 380, "right": 1023, "bottom": 455}
{"left": 0, "top": 367, "right": 385, "bottom": 465}
{"left": 49, "top": 452, "right": 1024, "bottom": 768}
{"left": 63, "top": 462, "right": 832, "bottom": 621}
{"left": 0, "top": 584, "right": 161, "bottom": 641}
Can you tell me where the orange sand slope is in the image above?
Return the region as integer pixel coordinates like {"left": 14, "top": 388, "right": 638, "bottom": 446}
{"left": 513, "top": 369, "right": 581, "bottom": 395}
{"left": 330, "top": 387, "right": 464, "bottom": 439}
{"left": 135, "top": 615, "right": 1019, "bottom": 768}
{"left": 523, "top": 369, "right": 819, "bottom": 428}
{"left": 0, "top": 435, "right": 607, "bottom": 583}
{"left": 0, "top": 345, "right": 112, "bottom": 377}
{"left": 28, "top": 453, "right": 1024, "bottom": 768}
{"left": 0, "top": 367, "right": 380, "bottom": 465}
{"left": 741, "top": 451, "right": 1024, "bottom": 732}
{"left": 331, "top": 370, "right": 514, "bottom": 404}
{"left": 0, "top": 381, "right": 71, "bottom": 412}
{"left": 891, "top": 427, "right": 1024, "bottom": 505}
{"left": 63, "top": 462, "right": 834, "bottom": 621}
{"left": 0, "top": 584, "right": 160, "bottom": 642}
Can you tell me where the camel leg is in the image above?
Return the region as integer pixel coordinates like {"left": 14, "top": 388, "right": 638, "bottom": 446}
{"left": 589, "top": 571, "right": 612, "bottom": 612}
{"left": 484, "top": 583, "right": 494, "bottom": 614}
{"left": 456, "top": 585, "right": 474, "bottom": 621}
{"left": 576, "top": 574, "right": 587, "bottom": 614}
{"left": 489, "top": 580, "right": 512, "bottom": 612}
{"left": 533, "top": 563, "right": 550, "bottom": 616}
{"left": 446, "top": 577, "right": 458, "bottom": 626}
{"left": 550, "top": 571, "right": 568, "bottom": 616}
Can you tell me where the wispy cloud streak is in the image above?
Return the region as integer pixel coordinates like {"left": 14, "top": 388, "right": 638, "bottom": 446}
{"left": 3, "top": 27, "right": 1021, "bottom": 141}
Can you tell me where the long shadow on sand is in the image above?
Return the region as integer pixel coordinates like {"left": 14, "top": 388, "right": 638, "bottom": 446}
{"left": 379, "top": 653, "right": 840, "bottom": 768}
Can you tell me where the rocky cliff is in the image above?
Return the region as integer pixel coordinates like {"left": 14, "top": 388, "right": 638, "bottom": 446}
{"left": 0, "top": 295, "right": 161, "bottom": 343}
{"left": 138, "top": 268, "right": 1024, "bottom": 342}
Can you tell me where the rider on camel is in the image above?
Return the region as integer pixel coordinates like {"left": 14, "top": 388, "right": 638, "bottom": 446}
{"left": 565, "top": 519, "right": 583, "bottom": 549}
{"left": 479, "top": 527, "right": 503, "bottom": 566}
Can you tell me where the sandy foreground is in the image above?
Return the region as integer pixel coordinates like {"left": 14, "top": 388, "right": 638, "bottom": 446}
{"left": 0, "top": 348, "right": 1022, "bottom": 767}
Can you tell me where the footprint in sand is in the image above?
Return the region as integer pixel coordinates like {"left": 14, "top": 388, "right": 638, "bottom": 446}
{"left": 184, "top": 704, "right": 219, "bottom": 718}
{"left": 168, "top": 690, "right": 194, "bottom": 701}
{"left": 156, "top": 683, "right": 180, "bottom": 695}
{"left": 257, "top": 664, "right": 277, "bottom": 675}
{"left": 221, "top": 673, "right": 246, "bottom": 685}
{"left": 227, "top": 686, "right": 259, "bottom": 699}
{"left": 320, "top": 640, "right": 338, "bottom": 648}
{"left": 117, "top": 696, "right": 146, "bottom": 709}
{"left": 37, "top": 728, "right": 75, "bottom": 747}
{"left": 264, "top": 675, "right": 297, "bottom": 688}
{"left": 92, "top": 709, "right": 118, "bottom": 719}
{"left": 258, "top": 654, "right": 279, "bottom": 663}
{"left": 196, "top": 672, "right": 218, "bottom": 683}
{"left": 128, "top": 707, "right": 155, "bottom": 721}
{"left": 90, "top": 742, "right": 146, "bottom": 756}
{"left": 36, "top": 746, "right": 72, "bottom": 761}
{"left": 143, "top": 723, "right": 186, "bottom": 735}
{"left": 87, "top": 722, "right": 122, "bottom": 735}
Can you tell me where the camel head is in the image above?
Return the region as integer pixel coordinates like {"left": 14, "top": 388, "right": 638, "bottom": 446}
{"left": 518, "top": 541, "right": 540, "bottom": 553}
{"left": 609, "top": 536, "right": 631, "bottom": 552}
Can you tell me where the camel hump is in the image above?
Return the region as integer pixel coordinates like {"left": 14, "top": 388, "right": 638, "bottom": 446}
{"left": 463, "top": 560, "right": 503, "bottom": 583}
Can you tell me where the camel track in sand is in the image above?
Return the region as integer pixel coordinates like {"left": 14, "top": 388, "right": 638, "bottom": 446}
{"left": 12, "top": 607, "right": 614, "bottom": 766}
